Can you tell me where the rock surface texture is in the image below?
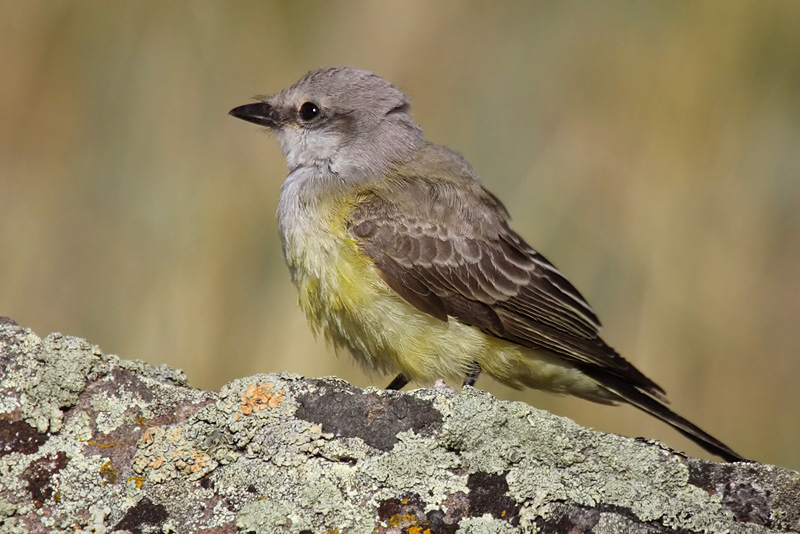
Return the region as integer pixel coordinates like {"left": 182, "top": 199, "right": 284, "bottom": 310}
{"left": 0, "top": 318, "right": 797, "bottom": 533}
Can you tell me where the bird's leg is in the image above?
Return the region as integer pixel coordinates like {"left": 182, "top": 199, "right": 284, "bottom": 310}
{"left": 385, "top": 373, "right": 409, "bottom": 390}
{"left": 463, "top": 362, "right": 482, "bottom": 387}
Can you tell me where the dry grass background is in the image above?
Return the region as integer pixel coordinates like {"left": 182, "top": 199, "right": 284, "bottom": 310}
{"left": 1, "top": 1, "right": 799, "bottom": 467}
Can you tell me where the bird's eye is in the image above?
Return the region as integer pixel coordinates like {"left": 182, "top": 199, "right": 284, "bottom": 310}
{"left": 298, "top": 102, "right": 321, "bottom": 122}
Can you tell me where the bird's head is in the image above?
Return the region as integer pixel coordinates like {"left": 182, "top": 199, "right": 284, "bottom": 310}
{"left": 230, "top": 67, "right": 425, "bottom": 178}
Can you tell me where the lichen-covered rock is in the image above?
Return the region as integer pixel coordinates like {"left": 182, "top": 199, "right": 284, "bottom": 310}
{"left": 0, "top": 318, "right": 798, "bottom": 533}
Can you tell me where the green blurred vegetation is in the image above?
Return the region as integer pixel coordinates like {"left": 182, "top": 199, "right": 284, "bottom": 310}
{"left": 1, "top": 1, "right": 799, "bottom": 467}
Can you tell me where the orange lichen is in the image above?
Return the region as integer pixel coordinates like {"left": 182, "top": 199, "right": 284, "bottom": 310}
{"left": 126, "top": 475, "right": 145, "bottom": 489}
{"left": 175, "top": 450, "right": 212, "bottom": 474}
{"left": 167, "top": 427, "right": 183, "bottom": 443}
{"left": 387, "top": 513, "right": 418, "bottom": 527}
{"left": 239, "top": 382, "right": 285, "bottom": 415}
{"left": 87, "top": 439, "right": 121, "bottom": 448}
{"left": 134, "top": 416, "right": 150, "bottom": 425}
{"left": 140, "top": 426, "right": 165, "bottom": 446}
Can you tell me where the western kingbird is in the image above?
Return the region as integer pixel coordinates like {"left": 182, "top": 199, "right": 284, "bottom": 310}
{"left": 230, "top": 67, "right": 744, "bottom": 462}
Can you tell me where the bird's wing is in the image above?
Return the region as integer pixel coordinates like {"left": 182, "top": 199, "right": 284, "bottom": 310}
{"left": 348, "top": 176, "right": 664, "bottom": 397}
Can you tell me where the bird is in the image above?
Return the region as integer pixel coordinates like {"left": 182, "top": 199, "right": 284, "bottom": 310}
{"left": 229, "top": 66, "right": 744, "bottom": 462}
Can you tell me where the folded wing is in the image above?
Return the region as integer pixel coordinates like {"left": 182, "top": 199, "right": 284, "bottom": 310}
{"left": 348, "top": 176, "right": 665, "bottom": 398}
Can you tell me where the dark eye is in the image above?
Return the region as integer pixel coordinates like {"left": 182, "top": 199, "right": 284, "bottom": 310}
{"left": 298, "top": 101, "right": 321, "bottom": 122}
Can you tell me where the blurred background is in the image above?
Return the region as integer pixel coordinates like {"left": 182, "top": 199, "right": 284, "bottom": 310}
{"left": 1, "top": 1, "right": 799, "bottom": 468}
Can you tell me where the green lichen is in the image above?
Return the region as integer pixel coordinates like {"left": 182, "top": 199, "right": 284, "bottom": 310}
{"left": 456, "top": 515, "right": 520, "bottom": 534}
{"left": 360, "top": 430, "right": 464, "bottom": 507}
{"left": 21, "top": 333, "right": 100, "bottom": 433}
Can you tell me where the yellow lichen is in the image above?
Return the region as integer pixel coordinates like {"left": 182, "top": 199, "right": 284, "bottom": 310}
{"left": 99, "top": 460, "right": 118, "bottom": 485}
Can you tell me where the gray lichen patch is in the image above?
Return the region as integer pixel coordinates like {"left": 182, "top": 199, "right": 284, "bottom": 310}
{"left": 360, "top": 430, "right": 465, "bottom": 504}
{"left": 210, "top": 375, "right": 330, "bottom": 463}
{"left": 132, "top": 424, "right": 218, "bottom": 483}
{"left": 456, "top": 515, "right": 521, "bottom": 534}
{"left": 236, "top": 458, "right": 377, "bottom": 534}
{"left": 130, "top": 375, "right": 332, "bottom": 486}
{"left": 90, "top": 390, "right": 138, "bottom": 435}
{"left": 25, "top": 334, "right": 102, "bottom": 433}
{"left": 0, "top": 328, "right": 102, "bottom": 434}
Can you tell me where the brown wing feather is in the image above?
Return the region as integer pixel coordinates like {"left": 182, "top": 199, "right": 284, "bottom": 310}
{"left": 348, "top": 178, "right": 665, "bottom": 397}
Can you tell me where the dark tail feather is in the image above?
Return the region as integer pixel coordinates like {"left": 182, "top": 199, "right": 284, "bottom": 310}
{"left": 586, "top": 372, "right": 747, "bottom": 462}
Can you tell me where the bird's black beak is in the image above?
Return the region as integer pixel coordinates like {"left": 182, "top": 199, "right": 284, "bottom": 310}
{"left": 229, "top": 102, "right": 279, "bottom": 128}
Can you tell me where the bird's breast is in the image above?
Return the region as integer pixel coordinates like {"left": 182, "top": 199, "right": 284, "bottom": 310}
{"left": 277, "top": 181, "right": 385, "bottom": 356}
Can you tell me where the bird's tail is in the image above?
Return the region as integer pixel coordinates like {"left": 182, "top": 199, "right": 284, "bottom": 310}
{"left": 584, "top": 371, "right": 746, "bottom": 462}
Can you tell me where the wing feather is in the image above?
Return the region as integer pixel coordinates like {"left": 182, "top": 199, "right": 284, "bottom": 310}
{"left": 348, "top": 178, "right": 664, "bottom": 396}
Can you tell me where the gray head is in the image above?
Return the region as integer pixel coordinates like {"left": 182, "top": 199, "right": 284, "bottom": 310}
{"left": 230, "top": 67, "right": 425, "bottom": 178}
